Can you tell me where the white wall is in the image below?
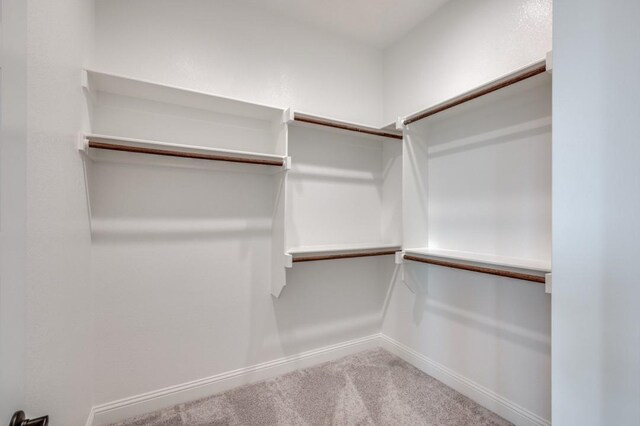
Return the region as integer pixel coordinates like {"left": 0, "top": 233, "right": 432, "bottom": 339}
{"left": 89, "top": 0, "right": 394, "bottom": 409}
{"left": 86, "top": 113, "right": 394, "bottom": 409}
{"left": 285, "top": 126, "right": 402, "bottom": 249}
{"left": 21, "top": 0, "right": 95, "bottom": 424}
{"left": 382, "top": 0, "right": 553, "bottom": 423}
{"left": 553, "top": 0, "right": 640, "bottom": 424}
{"left": 386, "top": 80, "right": 552, "bottom": 424}
{"left": 383, "top": 0, "right": 552, "bottom": 124}
{"left": 4, "top": 0, "right": 558, "bottom": 423}
{"left": 384, "top": 267, "right": 551, "bottom": 422}
{"left": 424, "top": 77, "right": 552, "bottom": 263}
{"left": 0, "top": 0, "right": 27, "bottom": 420}
{"left": 94, "top": 0, "right": 385, "bottom": 126}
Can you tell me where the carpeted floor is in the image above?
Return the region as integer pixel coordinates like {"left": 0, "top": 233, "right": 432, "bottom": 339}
{"left": 110, "top": 348, "right": 511, "bottom": 426}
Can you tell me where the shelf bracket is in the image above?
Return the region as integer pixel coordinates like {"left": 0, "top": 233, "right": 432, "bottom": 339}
{"left": 402, "top": 269, "right": 417, "bottom": 294}
{"left": 271, "top": 284, "right": 284, "bottom": 298}
{"left": 80, "top": 69, "right": 90, "bottom": 91}
{"left": 395, "top": 117, "right": 406, "bottom": 131}
{"left": 395, "top": 251, "right": 417, "bottom": 294}
{"left": 283, "top": 156, "right": 292, "bottom": 171}
{"left": 545, "top": 51, "right": 553, "bottom": 74}
{"left": 545, "top": 273, "right": 552, "bottom": 294}
{"left": 81, "top": 69, "right": 97, "bottom": 105}
{"left": 284, "top": 253, "right": 293, "bottom": 269}
{"left": 282, "top": 108, "right": 294, "bottom": 124}
{"left": 76, "top": 133, "right": 94, "bottom": 234}
{"left": 77, "top": 133, "right": 89, "bottom": 155}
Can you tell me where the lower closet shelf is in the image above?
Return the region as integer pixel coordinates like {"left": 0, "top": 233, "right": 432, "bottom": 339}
{"left": 287, "top": 243, "right": 401, "bottom": 264}
{"left": 403, "top": 248, "right": 550, "bottom": 283}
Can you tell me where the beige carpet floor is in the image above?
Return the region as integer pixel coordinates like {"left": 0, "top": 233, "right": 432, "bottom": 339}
{"left": 110, "top": 348, "right": 512, "bottom": 426}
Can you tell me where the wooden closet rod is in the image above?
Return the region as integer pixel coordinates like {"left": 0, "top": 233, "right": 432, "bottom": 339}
{"left": 294, "top": 249, "right": 398, "bottom": 263}
{"left": 87, "top": 141, "right": 285, "bottom": 167}
{"left": 403, "top": 62, "right": 547, "bottom": 125}
{"left": 294, "top": 114, "right": 403, "bottom": 140}
{"left": 403, "top": 255, "right": 546, "bottom": 284}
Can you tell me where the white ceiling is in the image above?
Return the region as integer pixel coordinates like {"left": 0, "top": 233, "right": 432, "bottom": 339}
{"left": 237, "top": 0, "right": 451, "bottom": 49}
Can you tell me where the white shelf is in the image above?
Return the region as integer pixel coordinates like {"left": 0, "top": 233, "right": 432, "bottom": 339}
{"left": 81, "top": 134, "right": 288, "bottom": 168}
{"left": 404, "top": 247, "right": 551, "bottom": 273}
{"left": 401, "top": 58, "right": 549, "bottom": 125}
{"left": 287, "top": 243, "right": 401, "bottom": 263}
{"left": 289, "top": 111, "right": 403, "bottom": 141}
{"left": 83, "top": 69, "right": 285, "bottom": 121}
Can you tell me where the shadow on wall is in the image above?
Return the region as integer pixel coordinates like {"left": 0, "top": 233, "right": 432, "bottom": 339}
{"left": 86, "top": 157, "right": 399, "bottom": 401}
{"left": 285, "top": 126, "right": 389, "bottom": 250}
{"left": 403, "top": 262, "right": 551, "bottom": 355}
{"left": 87, "top": 157, "right": 279, "bottom": 402}
{"left": 271, "top": 257, "right": 396, "bottom": 357}
{"left": 85, "top": 155, "right": 276, "bottom": 244}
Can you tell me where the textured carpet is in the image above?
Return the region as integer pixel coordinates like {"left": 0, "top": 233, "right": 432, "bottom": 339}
{"left": 110, "top": 348, "right": 512, "bottom": 426}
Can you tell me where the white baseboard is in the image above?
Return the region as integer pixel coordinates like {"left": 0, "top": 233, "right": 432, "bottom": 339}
{"left": 380, "top": 334, "right": 551, "bottom": 426}
{"left": 87, "top": 333, "right": 382, "bottom": 426}
{"left": 88, "top": 333, "right": 549, "bottom": 426}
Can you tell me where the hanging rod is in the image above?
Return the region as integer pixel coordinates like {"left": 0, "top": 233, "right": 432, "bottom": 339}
{"left": 84, "top": 135, "right": 286, "bottom": 167}
{"left": 403, "top": 254, "right": 546, "bottom": 284}
{"left": 294, "top": 249, "right": 398, "bottom": 263}
{"left": 402, "top": 60, "right": 548, "bottom": 125}
{"left": 293, "top": 113, "right": 403, "bottom": 140}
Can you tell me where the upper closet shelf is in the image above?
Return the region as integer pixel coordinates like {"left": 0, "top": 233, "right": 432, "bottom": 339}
{"left": 82, "top": 69, "right": 286, "bottom": 121}
{"left": 289, "top": 111, "right": 403, "bottom": 140}
{"left": 80, "top": 134, "right": 289, "bottom": 168}
{"left": 400, "top": 56, "right": 550, "bottom": 126}
{"left": 403, "top": 248, "right": 551, "bottom": 284}
{"left": 286, "top": 243, "right": 401, "bottom": 265}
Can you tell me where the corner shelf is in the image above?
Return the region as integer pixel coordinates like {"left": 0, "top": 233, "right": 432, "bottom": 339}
{"left": 81, "top": 134, "right": 288, "bottom": 169}
{"left": 403, "top": 248, "right": 550, "bottom": 284}
{"left": 287, "top": 243, "right": 401, "bottom": 264}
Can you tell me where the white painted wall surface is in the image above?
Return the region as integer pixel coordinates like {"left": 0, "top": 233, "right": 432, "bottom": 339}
{"left": 94, "top": 0, "right": 385, "bottom": 127}
{"left": 87, "top": 101, "right": 395, "bottom": 409}
{"left": 424, "top": 76, "right": 552, "bottom": 263}
{"left": 383, "top": 1, "right": 553, "bottom": 421}
{"left": 553, "top": 0, "right": 640, "bottom": 424}
{"left": 384, "top": 267, "right": 551, "bottom": 424}
{"left": 286, "top": 126, "right": 401, "bottom": 249}
{"left": 386, "top": 78, "right": 552, "bottom": 424}
{"left": 0, "top": 0, "right": 28, "bottom": 420}
{"left": 89, "top": 0, "right": 395, "bottom": 411}
{"left": 383, "top": 0, "right": 552, "bottom": 124}
{"left": 22, "top": 0, "right": 95, "bottom": 424}
{"left": 90, "top": 158, "right": 393, "bottom": 402}
{"left": 4, "top": 0, "right": 557, "bottom": 423}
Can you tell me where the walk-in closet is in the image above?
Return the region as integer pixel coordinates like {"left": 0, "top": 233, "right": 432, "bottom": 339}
{"left": 2, "top": 1, "right": 639, "bottom": 426}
